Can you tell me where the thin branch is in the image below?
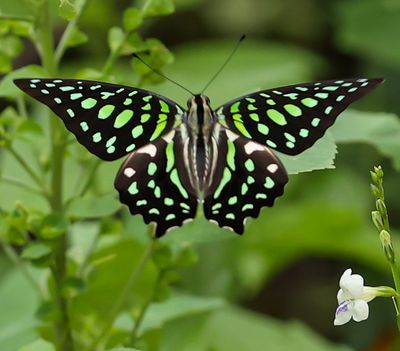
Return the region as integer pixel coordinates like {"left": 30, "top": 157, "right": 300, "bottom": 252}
{"left": 86, "top": 238, "right": 156, "bottom": 351}
{"left": 0, "top": 175, "right": 45, "bottom": 196}
{"left": 7, "top": 145, "right": 47, "bottom": 193}
{"left": 1, "top": 241, "right": 45, "bottom": 298}
{"left": 16, "top": 95, "right": 28, "bottom": 119}
{"left": 54, "top": 0, "right": 88, "bottom": 65}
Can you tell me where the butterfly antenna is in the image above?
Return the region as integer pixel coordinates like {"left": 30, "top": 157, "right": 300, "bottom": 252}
{"left": 200, "top": 34, "right": 246, "bottom": 95}
{"left": 132, "top": 53, "right": 195, "bottom": 96}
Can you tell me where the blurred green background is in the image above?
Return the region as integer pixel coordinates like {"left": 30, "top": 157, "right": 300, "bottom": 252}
{"left": 0, "top": 0, "right": 400, "bottom": 350}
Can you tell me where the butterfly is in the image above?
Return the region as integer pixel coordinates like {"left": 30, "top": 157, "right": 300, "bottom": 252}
{"left": 14, "top": 77, "right": 383, "bottom": 237}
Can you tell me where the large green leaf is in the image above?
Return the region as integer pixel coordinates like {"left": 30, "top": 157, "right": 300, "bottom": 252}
{"left": 160, "top": 306, "right": 353, "bottom": 351}
{"left": 331, "top": 110, "right": 400, "bottom": 171}
{"left": 0, "top": 267, "right": 39, "bottom": 350}
{"left": 138, "top": 293, "right": 224, "bottom": 335}
{"left": 335, "top": 0, "right": 400, "bottom": 68}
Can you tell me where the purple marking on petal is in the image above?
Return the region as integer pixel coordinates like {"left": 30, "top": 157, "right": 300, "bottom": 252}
{"left": 336, "top": 301, "right": 349, "bottom": 314}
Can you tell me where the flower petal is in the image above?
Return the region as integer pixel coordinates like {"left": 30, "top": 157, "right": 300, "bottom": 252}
{"left": 337, "top": 289, "right": 352, "bottom": 303}
{"left": 352, "top": 300, "right": 369, "bottom": 322}
{"left": 334, "top": 302, "right": 352, "bottom": 326}
{"left": 341, "top": 273, "right": 364, "bottom": 298}
{"left": 339, "top": 269, "right": 352, "bottom": 287}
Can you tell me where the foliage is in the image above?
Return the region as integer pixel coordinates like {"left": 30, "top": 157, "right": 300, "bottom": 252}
{"left": 0, "top": 0, "right": 399, "bottom": 351}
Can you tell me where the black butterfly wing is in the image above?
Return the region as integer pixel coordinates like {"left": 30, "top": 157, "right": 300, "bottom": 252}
{"left": 203, "top": 127, "right": 288, "bottom": 234}
{"left": 217, "top": 78, "right": 383, "bottom": 155}
{"left": 14, "top": 78, "right": 185, "bottom": 160}
{"left": 114, "top": 128, "right": 198, "bottom": 237}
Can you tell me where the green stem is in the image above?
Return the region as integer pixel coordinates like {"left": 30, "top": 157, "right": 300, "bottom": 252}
{"left": 0, "top": 14, "right": 33, "bottom": 22}
{"left": 0, "top": 175, "right": 46, "bottom": 197}
{"left": 87, "top": 238, "right": 156, "bottom": 351}
{"left": 16, "top": 95, "right": 28, "bottom": 119}
{"left": 127, "top": 270, "right": 164, "bottom": 347}
{"left": 7, "top": 145, "right": 46, "bottom": 192}
{"left": 54, "top": 0, "right": 88, "bottom": 66}
{"left": 1, "top": 241, "right": 45, "bottom": 298}
{"left": 389, "top": 260, "right": 400, "bottom": 331}
{"left": 78, "top": 159, "right": 101, "bottom": 197}
{"left": 35, "top": 1, "right": 74, "bottom": 350}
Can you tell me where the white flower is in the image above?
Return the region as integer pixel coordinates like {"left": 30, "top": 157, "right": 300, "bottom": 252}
{"left": 334, "top": 269, "right": 377, "bottom": 326}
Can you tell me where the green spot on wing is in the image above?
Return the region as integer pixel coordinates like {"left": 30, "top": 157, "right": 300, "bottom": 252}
{"left": 114, "top": 110, "right": 134, "bottom": 128}
{"left": 148, "top": 162, "right": 157, "bottom": 176}
{"left": 284, "top": 104, "right": 302, "bottom": 117}
{"left": 226, "top": 140, "right": 236, "bottom": 170}
{"left": 128, "top": 181, "right": 139, "bottom": 195}
{"left": 267, "top": 109, "right": 287, "bottom": 126}
{"left": 159, "top": 100, "right": 170, "bottom": 113}
{"left": 170, "top": 169, "right": 188, "bottom": 199}
{"left": 230, "top": 102, "right": 240, "bottom": 113}
{"left": 131, "top": 125, "right": 144, "bottom": 138}
{"left": 257, "top": 124, "right": 269, "bottom": 135}
{"left": 165, "top": 142, "right": 175, "bottom": 172}
{"left": 301, "top": 98, "right": 318, "bottom": 108}
{"left": 98, "top": 105, "right": 115, "bottom": 119}
{"left": 264, "top": 177, "right": 275, "bottom": 189}
{"left": 244, "top": 159, "right": 255, "bottom": 172}
{"left": 213, "top": 168, "right": 231, "bottom": 199}
{"left": 81, "top": 98, "right": 97, "bottom": 109}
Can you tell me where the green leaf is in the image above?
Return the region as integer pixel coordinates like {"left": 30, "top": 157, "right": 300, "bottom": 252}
{"left": 335, "top": 0, "right": 400, "bottom": 68}
{"left": 65, "top": 27, "right": 88, "bottom": 48}
{"left": 67, "top": 194, "right": 121, "bottom": 219}
{"left": 17, "top": 339, "right": 55, "bottom": 351}
{"left": 21, "top": 242, "right": 51, "bottom": 260}
{"left": 205, "top": 307, "right": 353, "bottom": 351}
{"left": 108, "top": 26, "right": 125, "bottom": 54}
{"left": 123, "top": 7, "right": 142, "bottom": 32}
{"left": 58, "top": 0, "right": 78, "bottom": 21}
{"left": 331, "top": 110, "right": 400, "bottom": 170}
{"left": 0, "top": 65, "right": 47, "bottom": 98}
{"left": 70, "top": 238, "right": 157, "bottom": 346}
{"left": 0, "top": 35, "right": 23, "bottom": 58}
{"left": 15, "top": 119, "right": 45, "bottom": 143}
{"left": 0, "top": 267, "right": 39, "bottom": 349}
{"left": 39, "top": 213, "right": 69, "bottom": 239}
{"left": 0, "top": 52, "right": 11, "bottom": 73}
{"left": 279, "top": 137, "right": 337, "bottom": 175}
{"left": 107, "top": 348, "right": 143, "bottom": 351}
{"left": 138, "top": 293, "right": 224, "bottom": 335}
{"left": 143, "top": 0, "right": 175, "bottom": 18}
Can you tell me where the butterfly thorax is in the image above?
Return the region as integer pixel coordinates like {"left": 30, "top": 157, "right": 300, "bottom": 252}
{"left": 182, "top": 94, "right": 217, "bottom": 197}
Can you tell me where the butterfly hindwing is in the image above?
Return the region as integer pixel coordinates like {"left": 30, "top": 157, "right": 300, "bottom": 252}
{"left": 217, "top": 78, "right": 383, "bottom": 155}
{"left": 14, "top": 78, "right": 184, "bottom": 160}
{"left": 114, "top": 129, "right": 198, "bottom": 237}
{"left": 203, "top": 128, "right": 288, "bottom": 234}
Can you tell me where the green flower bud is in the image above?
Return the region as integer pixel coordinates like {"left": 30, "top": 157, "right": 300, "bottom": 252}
{"left": 371, "top": 211, "right": 384, "bottom": 231}
{"left": 380, "top": 230, "right": 395, "bottom": 263}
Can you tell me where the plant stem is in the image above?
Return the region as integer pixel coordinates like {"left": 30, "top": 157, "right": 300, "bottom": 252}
{"left": 127, "top": 270, "right": 164, "bottom": 347}
{"left": 1, "top": 241, "right": 45, "bottom": 298}
{"left": 55, "top": 0, "right": 88, "bottom": 66}
{"left": 87, "top": 238, "right": 156, "bottom": 351}
{"left": 35, "top": 1, "right": 74, "bottom": 350}
{"left": 7, "top": 145, "right": 47, "bottom": 192}
{"left": 0, "top": 175, "right": 46, "bottom": 197}
{"left": 16, "top": 95, "right": 28, "bottom": 119}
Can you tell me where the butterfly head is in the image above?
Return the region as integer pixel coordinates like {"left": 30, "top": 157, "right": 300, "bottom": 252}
{"left": 186, "top": 94, "right": 215, "bottom": 134}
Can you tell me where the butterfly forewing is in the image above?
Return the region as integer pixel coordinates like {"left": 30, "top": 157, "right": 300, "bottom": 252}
{"left": 14, "top": 78, "right": 184, "bottom": 160}
{"left": 114, "top": 129, "right": 198, "bottom": 237}
{"left": 203, "top": 128, "right": 288, "bottom": 234}
{"left": 217, "top": 78, "right": 383, "bottom": 155}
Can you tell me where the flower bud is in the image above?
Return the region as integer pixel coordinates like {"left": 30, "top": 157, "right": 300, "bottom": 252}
{"left": 371, "top": 211, "right": 384, "bottom": 231}
{"left": 380, "top": 230, "right": 395, "bottom": 263}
